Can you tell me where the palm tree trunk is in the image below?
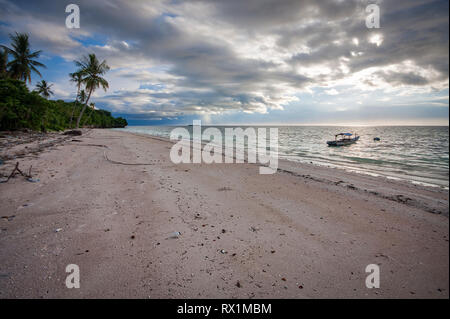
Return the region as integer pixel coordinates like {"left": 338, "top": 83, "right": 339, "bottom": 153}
{"left": 76, "top": 88, "right": 92, "bottom": 128}
{"left": 69, "top": 105, "right": 77, "bottom": 128}
{"left": 69, "top": 84, "right": 81, "bottom": 128}
{"left": 82, "top": 107, "right": 95, "bottom": 127}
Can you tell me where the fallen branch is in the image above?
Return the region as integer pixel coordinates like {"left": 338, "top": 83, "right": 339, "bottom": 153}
{"left": 1, "top": 162, "right": 33, "bottom": 183}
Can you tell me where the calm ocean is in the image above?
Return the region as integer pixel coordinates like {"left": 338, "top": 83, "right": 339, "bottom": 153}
{"left": 115, "top": 126, "right": 449, "bottom": 189}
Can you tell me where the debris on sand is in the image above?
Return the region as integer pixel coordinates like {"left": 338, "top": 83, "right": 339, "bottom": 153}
{"left": 250, "top": 226, "right": 259, "bottom": 232}
{"left": 63, "top": 130, "right": 82, "bottom": 136}
{"left": 1, "top": 162, "right": 34, "bottom": 183}
{"left": 168, "top": 231, "right": 181, "bottom": 239}
{"left": 395, "top": 194, "right": 412, "bottom": 204}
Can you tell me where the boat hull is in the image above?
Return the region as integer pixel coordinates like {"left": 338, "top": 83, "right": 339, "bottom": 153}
{"left": 327, "top": 136, "right": 359, "bottom": 147}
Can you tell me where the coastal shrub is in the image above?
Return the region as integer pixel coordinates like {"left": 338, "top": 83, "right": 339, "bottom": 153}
{"left": 0, "top": 78, "right": 127, "bottom": 131}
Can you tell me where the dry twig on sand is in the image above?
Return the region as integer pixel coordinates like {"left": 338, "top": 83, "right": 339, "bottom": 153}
{"left": 1, "top": 162, "right": 33, "bottom": 183}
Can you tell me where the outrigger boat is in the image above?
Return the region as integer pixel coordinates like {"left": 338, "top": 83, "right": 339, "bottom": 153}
{"left": 327, "top": 133, "right": 359, "bottom": 146}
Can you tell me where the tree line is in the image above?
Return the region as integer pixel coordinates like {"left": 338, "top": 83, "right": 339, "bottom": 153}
{"left": 0, "top": 32, "right": 127, "bottom": 131}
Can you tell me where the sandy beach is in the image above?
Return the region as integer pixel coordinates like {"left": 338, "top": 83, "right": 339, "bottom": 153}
{"left": 0, "top": 128, "right": 448, "bottom": 298}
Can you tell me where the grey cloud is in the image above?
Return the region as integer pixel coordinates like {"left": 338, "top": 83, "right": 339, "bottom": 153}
{"left": 191, "top": 0, "right": 361, "bottom": 29}
{"left": 280, "top": 0, "right": 448, "bottom": 84}
{"left": 375, "top": 71, "right": 430, "bottom": 86}
{"left": 0, "top": 0, "right": 448, "bottom": 118}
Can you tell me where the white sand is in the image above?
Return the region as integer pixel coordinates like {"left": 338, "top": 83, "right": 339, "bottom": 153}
{"left": 0, "top": 129, "right": 448, "bottom": 298}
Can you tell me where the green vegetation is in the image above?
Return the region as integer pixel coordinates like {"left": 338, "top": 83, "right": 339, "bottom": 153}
{"left": 0, "top": 78, "right": 127, "bottom": 131}
{"left": 35, "top": 80, "right": 54, "bottom": 99}
{"left": 0, "top": 48, "right": 8, "bottom": 79}
{"left": 0, "top": 32, "right": 127, "bottom": 132}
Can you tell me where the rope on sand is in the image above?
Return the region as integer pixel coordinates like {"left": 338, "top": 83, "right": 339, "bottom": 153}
{"left": 103, "top": 149, "right": 157, "bottom": 165}
{"left": 69, "top": 143, "right": 109, "bottom": 148}
{"left": 69, "top": 141, "right": 157, "bottom": 165}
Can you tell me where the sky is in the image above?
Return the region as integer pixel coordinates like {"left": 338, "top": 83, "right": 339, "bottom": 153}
{"left": 0, "top": 0, "right": 448, "bottom": 126}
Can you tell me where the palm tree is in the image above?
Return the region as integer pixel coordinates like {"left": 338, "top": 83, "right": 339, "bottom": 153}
{"left": 82, "top": 102, "right": 96, "bottom": 127}
{"left": 77, "top": 89, "right": 87, "bottom": 104}
{"left": 0, "top": 48, "right": 8, "bottom": 78}
{"left": 35, "top": 80, "right": 54, "bottom": 98}
{"left": 70, "top": 89, "right": 87, "bottom": 128}
{"left": 1, "top": 32, "right": 46, "bottom": 83}
{"left": 69, "top": 71, "right": 83, "bottom": 127}
{"left": 70, "top": 71, "right": 83, "bottom": 102}
{"left": 74, "top": 54, "right": 110, "bottom": 128}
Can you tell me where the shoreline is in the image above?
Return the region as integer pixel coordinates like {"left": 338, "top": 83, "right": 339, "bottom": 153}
{"left": 117, "top": 129, "right": 449, "bottom": 216}
{"left": 0, "top": 129, "right": 448, "bottom": 298}
{"left": 114, "top": 127, "right": 449, "bottom": 191}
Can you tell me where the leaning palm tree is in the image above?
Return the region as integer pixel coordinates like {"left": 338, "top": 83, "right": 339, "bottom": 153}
{"left": 69, "top": 89, "right": 87, "bottom": 128}
{"left": 69, "top": 71, "right": 84, "bottom": 127}
{"left": 0, "top": 48, "right": 8, "bottom": 78}
{"left": 82, "top": 102, "right": 96, "bottom": 127}
{"left": 35, "top": 80, "right": 54, "bottom": 98}
{"left": 74, "top": 54, "right": 110, "bottom": 128}
{"left": 1, "top": 32, "right": 46, "bottom": 83}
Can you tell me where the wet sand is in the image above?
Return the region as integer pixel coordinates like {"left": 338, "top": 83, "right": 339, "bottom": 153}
{"left": 0, "top": 129, "right": 448, "bottom": 298}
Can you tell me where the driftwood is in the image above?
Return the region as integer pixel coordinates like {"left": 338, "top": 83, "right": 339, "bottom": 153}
{"left": 1, "top": 162, "right": 33, "bottom": 183}
{"left": 64, "top": 130, "right": 82, "bottom": 136}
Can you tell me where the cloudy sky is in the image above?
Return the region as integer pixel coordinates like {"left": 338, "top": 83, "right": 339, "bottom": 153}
{"left": 0, "top": 0, "right": 448, "bottom": 125}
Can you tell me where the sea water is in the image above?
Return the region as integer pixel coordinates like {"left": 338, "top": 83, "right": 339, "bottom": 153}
{"left": 115, "top": 126, "right": 449, "bottom": 189}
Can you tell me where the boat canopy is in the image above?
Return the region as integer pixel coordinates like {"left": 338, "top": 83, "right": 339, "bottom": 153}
{"left": 336, "top": 133, "right": 353, "bottom": 137}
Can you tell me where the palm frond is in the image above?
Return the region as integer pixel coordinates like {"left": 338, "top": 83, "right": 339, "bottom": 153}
{"left": 3, "top": 32, "right": 45, "bottom": 82}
